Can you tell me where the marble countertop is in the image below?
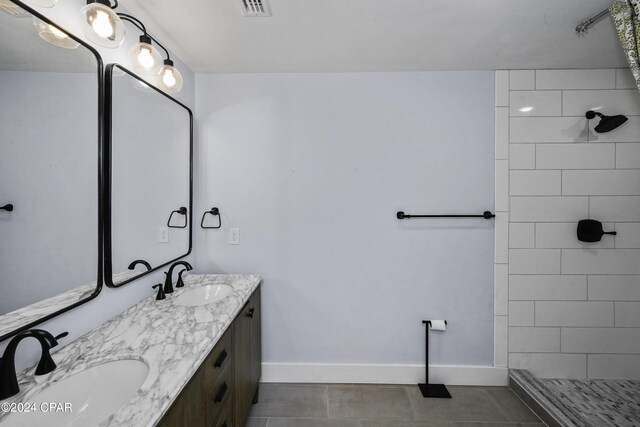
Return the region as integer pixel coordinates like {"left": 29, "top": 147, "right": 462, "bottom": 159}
{"left": 0, "top": 273, "right": 261, "bottom": 427}
{"left": 0, "top": 270, "right": 141, "bottom": 339}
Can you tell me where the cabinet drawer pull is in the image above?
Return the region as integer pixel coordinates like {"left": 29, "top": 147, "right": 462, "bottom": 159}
{"left": 248, "top": 307, "right": 255, "bottom": 319}
{"left": 214, "top": 382, "right": 228, "bottom": 403}
{"left": 214, "top": 349, "right": 228, "bottom": 368}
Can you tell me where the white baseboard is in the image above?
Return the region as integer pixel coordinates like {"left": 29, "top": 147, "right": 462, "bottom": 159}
{"left": 261, "top": 363, "right": 508, "bottom": 386}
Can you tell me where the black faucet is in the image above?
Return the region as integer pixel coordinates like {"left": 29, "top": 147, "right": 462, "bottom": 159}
{"left": 164, "top": 261, "right": 193, "bottom": 294}
{"left": 128, "top": 259, "right": 152, "bottom": 271}
{"left": 0, "top": 329, "right": 68, "bottom": 399}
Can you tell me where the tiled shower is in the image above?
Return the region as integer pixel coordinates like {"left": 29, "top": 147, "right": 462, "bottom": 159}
{"left": 494, "top": 68, "right": 640, "bottom": 426}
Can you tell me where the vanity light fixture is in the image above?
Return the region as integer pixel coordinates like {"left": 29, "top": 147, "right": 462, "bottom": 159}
{"left": 80, "top": 0, "right": 125, "bottom": 48}
{"left": 23, "top": 0, "right": 57, "bottom": 7}
{"left": 33, "top": 18, "right": 79, "bottom": 49}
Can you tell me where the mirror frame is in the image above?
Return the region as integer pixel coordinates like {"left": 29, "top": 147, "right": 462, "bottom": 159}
{"left": 104, "top": 64, "right": 193, "bottom": 288}
{"left": 0, "top": 0, "right": 104, "bottom": 341}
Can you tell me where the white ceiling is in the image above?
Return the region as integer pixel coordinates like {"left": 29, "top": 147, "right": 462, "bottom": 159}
{"left": 121, "top": 0, "right": 626, "bottom": 73}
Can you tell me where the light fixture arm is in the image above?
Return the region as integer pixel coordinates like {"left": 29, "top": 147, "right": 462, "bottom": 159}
{"left": 117, "top": 13, "right": 171, "bottom": 60}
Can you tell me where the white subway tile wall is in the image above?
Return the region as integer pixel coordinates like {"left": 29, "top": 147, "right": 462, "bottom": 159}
{"left": 495, "top": 69, "right": 640, "bottom": 380}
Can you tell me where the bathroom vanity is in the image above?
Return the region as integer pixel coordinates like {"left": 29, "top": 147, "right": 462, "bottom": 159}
{"left": 0, "top": 274, "right": 261, "bottom": 427}
{"left": 159, "top": 282, "right": 261, "bottom": 427}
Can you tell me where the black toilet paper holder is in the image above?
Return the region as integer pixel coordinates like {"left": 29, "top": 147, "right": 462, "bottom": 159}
{"left": 418, "top": 320, "right": 451, "bottom": 399}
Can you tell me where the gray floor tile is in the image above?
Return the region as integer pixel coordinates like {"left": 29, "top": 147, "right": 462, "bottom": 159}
{"left": 328, "top": 385, "right": 414, "bottom": 420}
{"left": 250, "top": 384, "right": 328, "bottom": 418}
{"left": 246, "top": 418, "right": 269, "bottom": 427}
{"left": 359, "top": 423, "right": 544, "bottom": 427}
{"left": 267, "top": 418, "right": 358, "bottom": 427}
{"left": 359, "top": 421, "right": 454, "bottom": 427}
{"left": 406, "top": 386, "right": 511, "bottom": 423}
{"left": 455, "top": 424, "right": 546, "bottom": 427}
{"left": 485, "top": 388, "right": 541, "bottom": 423}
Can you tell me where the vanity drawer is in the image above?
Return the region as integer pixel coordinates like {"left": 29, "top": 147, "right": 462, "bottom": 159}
{"left": 205, "top": 327, "right": 233, "bottom": 387}
{"left": 206, "top": 363, "right": 233, "bottom": 426}
{"left": 213, "top": 392, "right": 234, "bottom": 427}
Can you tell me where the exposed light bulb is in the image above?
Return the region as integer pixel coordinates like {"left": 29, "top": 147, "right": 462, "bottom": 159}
{"left": 137, "top": 46, "right": 155, "bottom": 69}
{"left": 158, "top": 60, "right": 183, "bottom": 93}
{"left": 48, "top": 24, "right": 68, "bottom": 40}
{"left": 33, "top": 17, "right": 79, "bottom": 49}
{"left": 162, "top": 68, "right": 176, "bottom": 88}
{"left": 130, "top": 38, "right": 162, "bottom": 75}
{"left": 80, "top": 2, "right": 125, "bottom": 48}
{"left": 90, "top": 9, "right": 114, "bottom": 39}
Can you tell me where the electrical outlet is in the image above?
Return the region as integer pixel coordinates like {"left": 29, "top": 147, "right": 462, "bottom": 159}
{"left": 158, "top": 226, "right": 169, "bottom": 243}
{"left": 229, "top": 228, "right": 240, "bottom": 245}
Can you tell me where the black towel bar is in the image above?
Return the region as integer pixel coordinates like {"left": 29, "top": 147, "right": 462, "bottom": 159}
{"left": 397, "top": 211, "right": 495, "bottom": 220}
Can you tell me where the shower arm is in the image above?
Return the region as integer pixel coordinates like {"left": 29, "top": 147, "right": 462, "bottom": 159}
{"left": 576, "top": 8, "right": 610, "bottom": 36}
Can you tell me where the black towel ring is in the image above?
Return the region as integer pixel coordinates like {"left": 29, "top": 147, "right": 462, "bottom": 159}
{"left": 167, "top": 207, "right": 187, "bottom": 229}
{"left": 201, "top": 207, "right": 221, "bottom": 229}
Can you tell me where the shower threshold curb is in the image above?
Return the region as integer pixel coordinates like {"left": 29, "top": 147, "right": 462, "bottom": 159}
{"left": 509, "top": 369, "right": 583, "bottom": 427}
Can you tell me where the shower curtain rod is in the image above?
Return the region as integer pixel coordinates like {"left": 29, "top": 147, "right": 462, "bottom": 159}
{"left": 576, "top": 8, "right": 610, "bottom": 35}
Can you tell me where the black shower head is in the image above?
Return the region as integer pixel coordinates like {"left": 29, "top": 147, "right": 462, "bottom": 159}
{"left": 586, "top": 110, "right": 628, "bottom": 133}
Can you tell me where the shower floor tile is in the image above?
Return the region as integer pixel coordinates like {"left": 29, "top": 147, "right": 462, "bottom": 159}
{"left": 248, "top": 383, "right": 543, "bottom": 427}
{"left": 510, "top": 369, "right": 640, "bottom": 427}
{"left": 543, "top": 377, "right": 640, "bottom": 427}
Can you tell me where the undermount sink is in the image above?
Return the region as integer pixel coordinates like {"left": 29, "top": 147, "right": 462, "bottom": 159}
{"left": 175, "top": 284, "right": 233, "bottom": 306}
{"left": 3, "top": 359, "right": 149, "bottom": 427}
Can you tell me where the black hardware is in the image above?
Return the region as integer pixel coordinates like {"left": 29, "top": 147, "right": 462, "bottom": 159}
{"left": 176, "top": 269, "right": 187, "bottom": 288}
{"left": 0, "top": 1, "right": 104, "bottom": 343}
{"left": 0, "top": 329, "right": 66, "bottom": 398}
{"left": 418, "top": 320, "right": 451, "bottom": 399}
{"left": 248, "top": 307, "right": 255, "bottom": 319}
{"left": 201, "top": 207, "right": 221, "bottom": 229}
{"left": 104, "top": 64, "right": 194, "bottom": 289}
{"left": 167, "top": 206, "right": 188, "bottom": 229}
{"left": 214, "top": 349, "right": 228, "bottom": 368}
{"left": 577, "top": 219, "right": 617, "bottom": 243}
{"left": 152, "top": 284, "right": 165, "bottom": 300}
{"left": 586, "top": 110, "right": 628, "bottom": 133}
{"left": 215, "top": 382, "right": 228, "bottom": 403}
{"left": 397, "top": 211, "right": 495, "bottom": 220}
{"left": 128, "top": 259, "right": 152, "bottom": 271}
{"left": 164, "top": 261, "right": 193, "bottom": 294}
{"left": 0, "top": 204, "right": 13, "bottom": 212}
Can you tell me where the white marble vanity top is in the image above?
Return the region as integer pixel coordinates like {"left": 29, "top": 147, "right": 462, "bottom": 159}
{"left": 0, "top": 270, "right": 141, "bottom": 339}
{"left": 0, "top": 273, "right": 262, "bottom": 427}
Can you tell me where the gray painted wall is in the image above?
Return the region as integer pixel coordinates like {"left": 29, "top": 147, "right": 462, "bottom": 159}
{"left": 195, "top": 72, "right": 495, "bottom": 366}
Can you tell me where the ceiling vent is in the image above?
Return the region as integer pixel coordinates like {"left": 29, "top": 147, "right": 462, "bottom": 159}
{"left": 0, "top": 0, "right": 28, "bottom": 17}
{"left": 241, "top": 0, "right": 271, "bottom": 17}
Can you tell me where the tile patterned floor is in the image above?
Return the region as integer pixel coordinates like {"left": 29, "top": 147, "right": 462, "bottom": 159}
{"left": 247, "top": 383, "right": 545, "bottom": 427}
{"left": 511, "top": 369, "right": 640, "bottom": 427}
{"left": 543, "top": 378, "right": 640, "bottom": 427}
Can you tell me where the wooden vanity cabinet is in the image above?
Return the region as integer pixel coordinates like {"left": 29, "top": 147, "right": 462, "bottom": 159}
{"left": 158, "top": 285, "right": 261, "bottom": 427}
{"left": 233, "top": 287, "right": 262, "bottom": 427}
